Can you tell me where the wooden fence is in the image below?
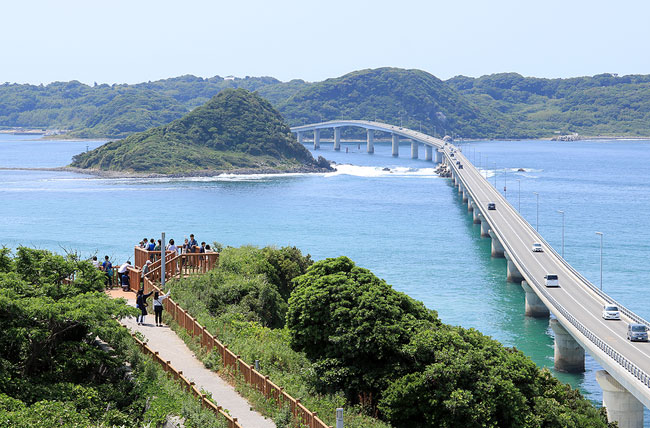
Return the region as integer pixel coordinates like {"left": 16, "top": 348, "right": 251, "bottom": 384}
{"left": 141, "top": 256, "right": 332, "bottom": 428}
{"left": 128, "top": 326, "right": 243, "bottom": 428}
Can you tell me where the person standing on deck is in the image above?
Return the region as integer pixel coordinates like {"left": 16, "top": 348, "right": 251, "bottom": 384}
{"left": 102, "top": 256, "right": 113, "bottom": 289}
{"left": 140, "top": 238, "right": 148, "bottom": 249}
{"left": 118, "top": 260, "right": 132, "bottom": 291}
{"left": 188, "top": 234, "right": 198, "bottom": 253}
{"left": 166, "top": 239, "right": 178, "bottom": 255}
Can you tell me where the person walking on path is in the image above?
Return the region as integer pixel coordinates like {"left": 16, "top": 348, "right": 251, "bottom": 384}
{"left": 152, "top": 289, "right": 172, "bottom": 326}
{"left": 136, "top": 288, "right": 153, "bottom": 325}
{"left": 118, "top": 260, "right": 132, "bottom": 291}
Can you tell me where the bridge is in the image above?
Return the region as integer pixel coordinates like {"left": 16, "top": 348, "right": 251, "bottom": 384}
{"left": 292, "top": 121, "right": 650, "bottom": 428}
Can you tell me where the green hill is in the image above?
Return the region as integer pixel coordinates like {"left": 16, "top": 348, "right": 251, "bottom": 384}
{"left": 447, "top": 72, "right": 650, "bottom": 137}
{"left": 276, "top": 67, "right": 514, "bottom": 138}
{"left": 70, "top": 89, "right": 328, "bottom": 175}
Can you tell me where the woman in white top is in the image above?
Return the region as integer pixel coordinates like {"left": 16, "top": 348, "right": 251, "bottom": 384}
{"left": 153, "top": 289, "right": 172, "bottom": 326}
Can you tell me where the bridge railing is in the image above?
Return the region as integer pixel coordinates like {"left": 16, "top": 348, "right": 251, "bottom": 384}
{"left": 447, "top": 148, "right": 650, "bottom": 391}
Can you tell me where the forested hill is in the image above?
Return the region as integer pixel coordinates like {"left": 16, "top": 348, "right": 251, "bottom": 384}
{"left": 4, "top": 69, "right": 650, "bottom": 139}
{"left": 276, "top": 67, "right": 514, "bottom": 138}
{"left": 71, "top": 89, "right": 327, "bottom": 175}
{"left": 447, "top": 72, "right": 650, "bottom": 137}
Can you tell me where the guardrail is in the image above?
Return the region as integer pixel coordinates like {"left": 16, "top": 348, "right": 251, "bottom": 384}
{"left": 446, "top": 148, "right": 650, "bottom": 391}
{"left": 141, "top": 255, "right": 331, "bottom": 428}
{"left": 128, "top": 326, "right": 244, "bottom": 428}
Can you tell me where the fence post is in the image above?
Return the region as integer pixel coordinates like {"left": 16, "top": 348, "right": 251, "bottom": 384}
{"left": 255, "top": 359, "right": 260, "bottom": 371}
{"left": 336, "top": 408, "right": 344, "bottom": 428}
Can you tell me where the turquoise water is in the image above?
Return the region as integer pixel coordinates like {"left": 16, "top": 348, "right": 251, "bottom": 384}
{"left": 2, "top": 133, "right": 650, "bottom": 413}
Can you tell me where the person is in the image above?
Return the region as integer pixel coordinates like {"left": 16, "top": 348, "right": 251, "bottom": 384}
{"left": 204, "top": 244, "right": 212, "bottom": 252}
{"left": 166, "top": 239, "right": 178, "bottom": 255}
{"left": 199, "top": 242, "right": 206, "bottom": 253}
{"left": 136, "top": 288, "right": 153, "bottom": 325}
{"left": 147, "top": 238, "right": 156, "bottom": 251}
{"left": 140, "top": 238, "right": 148, "bottom": 249}
{"left": 118, "top": 260, "right": 132, "bottom": 291}
{"left": 152, "top": 288, "right": 172, "bottom": 326}
{"left": 182, "top": 238, "right": 189, "bottom": 254}
{"left": 187, "top": 234, "right": 198, "bottom": 253}
{"left": 102, "top": 256, "right": 113, "bottom": 289}
{"left": 91, "top": 255, "right": 101, "bottom": 269}
{"left": 154, "top": 239, "right": 162, "bottom": 252}
{"left": 140, "top": 259, "right": 152, "bottom": 287}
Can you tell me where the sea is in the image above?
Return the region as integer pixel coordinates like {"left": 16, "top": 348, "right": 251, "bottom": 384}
{"left": 1, "top": 133, "right": 650, "bottom": 415}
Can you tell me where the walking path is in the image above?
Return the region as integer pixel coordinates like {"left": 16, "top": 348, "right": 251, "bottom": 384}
{"left": 110, "top": 289, "right": 274, "bottom": 428}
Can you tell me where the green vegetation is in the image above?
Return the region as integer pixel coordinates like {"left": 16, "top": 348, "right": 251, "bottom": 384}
{"left": 4, "top": 69, "right": 650, "bottom": 140}
{"left": 71, "top": 88, "right": 329, "bottom": 175}
{"left": 169, "top": 245, "right": 613, "bottom": 428}
{"left": 0, "top": 246, "right": 230, "bottom": 427}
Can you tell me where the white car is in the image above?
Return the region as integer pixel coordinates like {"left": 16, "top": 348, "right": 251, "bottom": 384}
{"left": 602, "top": 305, "right": 621, "bottom": 320}
{"left": 544, "top": 274, "right": 559, "bottom": 287}
{"left": 531, "top": 242, "right": 543, "bottom": 253}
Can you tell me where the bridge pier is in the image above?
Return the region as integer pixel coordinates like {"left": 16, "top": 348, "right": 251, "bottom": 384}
{"left": 550, "top": 318, "right": 585, "bottom": 373}
{"left": 488, "top": 230, "right": 505, "bottom": 258}
{"left": 473, "top": 208, "right": 482, "bottom": 225}
{"left": 521, "top": 280, "right": 549, "bottom": 317}
{"left": 462, "top": 190, "right": 468, "bottom": 202}
{"left": 467, "top": 198, "right": 473, "bottom": 212}
{"left": 297, "top": 131, "right": 304, "bottom": 144}
{"left": 367, "top": 129, "right": 374, "bottom": 154}
{"left": 425, "top": 145, "right": 432, "bottom": 161}
{"left": 411, "top": 141, "right": 419, "bottom": 159}
{"left": 333, "top": 127, "right": 341, "bottom": 151}
{"left": 435, "top": 150, "right": 443, "bottom": 163}
{"left": 505, "top": 253, "right": 524, "bottom": 283}
{"left": 313, "top": 129, "right": 320, "bottom": 149}
{"left": 596, "top": 370, "right": 644, "bottom": 428}
{"left": 392, "top": 133, "right": 399, "bottom": 157}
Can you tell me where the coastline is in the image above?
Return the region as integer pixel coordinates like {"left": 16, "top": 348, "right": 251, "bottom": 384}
{"left": 0, "top": 165, "right": 334, "bottom": 179}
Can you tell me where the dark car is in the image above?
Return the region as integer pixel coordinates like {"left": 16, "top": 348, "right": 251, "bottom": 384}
{"left": 487, "top": 202, "right": 496, "bottom": 210}
{"left": 459, "top": 164, "right": 463, "bottom": 169}
{"left": 627, "top": 324, "right": 648, "bottom": 342}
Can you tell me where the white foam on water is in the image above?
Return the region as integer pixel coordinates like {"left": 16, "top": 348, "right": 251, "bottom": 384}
{"left": 325, "top": 164, "right": 439, "bottom": 178}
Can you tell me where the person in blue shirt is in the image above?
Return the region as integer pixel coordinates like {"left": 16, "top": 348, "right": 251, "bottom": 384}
{"left": 187, "top": 234, "right": 198, "bottom": 253}
{"left": 147, "top": 238, "right": 156, "bottom": 251}
{"left": 102, "top": 255, "right": 113, "bottom": 289}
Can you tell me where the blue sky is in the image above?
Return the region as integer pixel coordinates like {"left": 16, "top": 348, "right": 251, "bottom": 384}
{"left": 3, "top": 0, "right": 649, "bottom": 84}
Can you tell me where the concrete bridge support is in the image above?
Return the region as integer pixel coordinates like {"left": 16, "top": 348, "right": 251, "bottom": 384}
{"left": 297, "top": 131, "right": 304, "bottom": 144}
{"left": 596, "top": 370, "right": 644, "bottom": 428}
{"left": 467, "top": 199, "right": 473, "bottom": 212}
{"left": 462, "top": 190, "right": 468, "bottom": 202}
{"left": 366, "top": 129, "right": 374, "bottom": 154}
{"left": 333, "top": 127, "right": 341, "bottom": 151}
{"left": 425, "top": 145, "right": 433, "bottom": 161}
{"left": 488, "top": 230, "right": 505, "bottom": 258}
{"left": 550, "top": 318, "right": 585, "bottom": 373}
{"left": 435, "top": 150, "right": 443, "bottom": 163}
{"left": 473, "top": 208, "right": 481, "bottom": 224}
{"left": 313, "top": 129, "right": 320, "bottom": 149}
{"left": 392, "top": 134, "right": 399, "bottom": 157}
{"left": 480, "top": 220, "right": 490, "bottom": 236}
{"left": 505, "top": 254, "right": 524, "bottom": 283}
{"left": 411, "top": 141, "right": 419, "bottom": 159}
{"left": 521, "top": 281, "right": 549, "bottom": 317}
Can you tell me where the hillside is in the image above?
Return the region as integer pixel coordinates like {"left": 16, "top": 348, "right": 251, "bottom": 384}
{"left": 447, "top": 73, "right": 650, "bottom": 137}
{"left": 70, "top": 88, "right": 328, "bottom": 175}
{"left": 277, "top": 67, "right": 514, "bottom": 139}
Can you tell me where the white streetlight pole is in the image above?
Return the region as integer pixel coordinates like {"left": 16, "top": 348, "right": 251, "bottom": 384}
{"left": 557, "top": 210, "right": 565, "bottom": 258}
{"left": 517, "top": 179, "right": 521, "bottom": 212}
{"left": 533, "top": 192, "right": 539, "bottom": 231}
{"left": 596, "top": 232, "right": 603, "bottom": 290}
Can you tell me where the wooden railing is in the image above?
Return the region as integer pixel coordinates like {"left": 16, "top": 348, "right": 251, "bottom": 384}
{"left": 141, "top": 258, "right": 331, "bottom": 428}
{"left": 134, "top": 247, "right": 176, "bottom": 269}
{"left": 128, "top": 326, "right": 243, "bottom": 428}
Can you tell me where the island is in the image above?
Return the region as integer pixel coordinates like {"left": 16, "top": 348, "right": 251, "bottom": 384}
{"left": 70, "top": 88, "right": 331, "bottom": 176}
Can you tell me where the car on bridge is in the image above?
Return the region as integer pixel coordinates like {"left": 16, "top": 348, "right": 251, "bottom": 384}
{"left": 544, "top": 274, "right": 559, "bottom": 287}
{"left": 531, "top": 242, "right": 543, "bottom": 252}
{"left": 602, "top": 305, "right": 621, "bottom": 320}
{"left": 488, "top": 203, "right": 496, "bottom": 210}
{"left": 627, "top": 324, "right": 648, "bottom": 342}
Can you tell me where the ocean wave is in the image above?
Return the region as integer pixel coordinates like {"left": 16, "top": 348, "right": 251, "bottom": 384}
{"left": 325, "top": 164, "right": 439, "bottom": 178}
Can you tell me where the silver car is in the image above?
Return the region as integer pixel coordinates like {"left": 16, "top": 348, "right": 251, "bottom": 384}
{"left": 627, "top": 324, "right": 648, "bottom": 342}
{"left": 602, "top": 305, "right": 620, "bottom": 320}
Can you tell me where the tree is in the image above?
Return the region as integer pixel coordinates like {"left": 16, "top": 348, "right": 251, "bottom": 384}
{"left": 286, "top": 256, "right": 439, "bottom": 409}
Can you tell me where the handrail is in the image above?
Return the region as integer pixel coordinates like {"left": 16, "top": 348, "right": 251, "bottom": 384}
{"left": 446, "top": 148, "right": 650, "bottom": 391}
{"left": 140, "top": 257, "right": 330, "bottom": 428}
{"left": 126, "top": 325, "right": 243, "bottom": 428}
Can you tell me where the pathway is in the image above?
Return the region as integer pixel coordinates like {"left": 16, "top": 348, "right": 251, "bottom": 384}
{"left": 110, "top": 290, "right": 275, "bottom": 428}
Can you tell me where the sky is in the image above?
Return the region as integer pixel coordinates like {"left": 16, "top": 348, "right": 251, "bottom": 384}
{"left": 3, "top": 0, "right": 650, "bottom": 85}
